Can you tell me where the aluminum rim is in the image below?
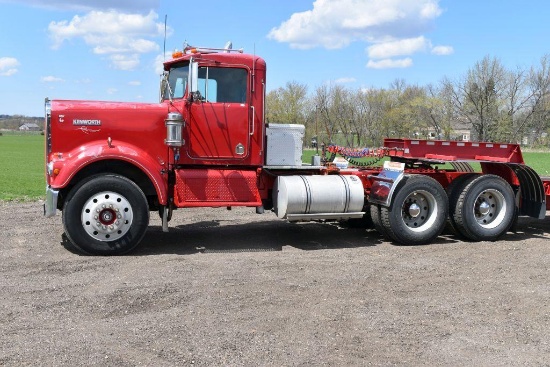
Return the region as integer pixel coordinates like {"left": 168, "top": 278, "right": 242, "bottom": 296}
{"left": 401, "top": 190, "right": 438, "bottom": 232}
{"left": 81, "top": 191, "right": 134, "bottom": 241}
{"left": 473, "top": 189, "right": 506, "bottom": 229}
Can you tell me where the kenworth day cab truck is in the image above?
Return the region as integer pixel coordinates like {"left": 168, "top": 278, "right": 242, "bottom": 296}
{"left": 44, "top": 44, "right": 549, "bottom": 255}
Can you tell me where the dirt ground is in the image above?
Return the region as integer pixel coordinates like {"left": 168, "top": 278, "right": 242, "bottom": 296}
{"left": 1, "top": 200, "right": 549, "bottom": 366}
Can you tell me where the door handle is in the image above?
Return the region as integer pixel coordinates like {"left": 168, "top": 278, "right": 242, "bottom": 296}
{"left": 250, "top": 105, "right": 255, "bottom": 136}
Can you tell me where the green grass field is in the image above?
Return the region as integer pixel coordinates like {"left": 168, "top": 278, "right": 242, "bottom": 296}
{"left": 0, "top": 135, "right": 45, "bottom": 201}
{"left": 1, "top": 135, "right": 550, "bottom": 201}
{"left": 519, "top": 152, "right": 550, "bottom": 176}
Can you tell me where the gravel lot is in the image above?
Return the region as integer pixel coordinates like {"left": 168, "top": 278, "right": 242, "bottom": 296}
{"left": 1, "top": 200, "right": 550, "bottom": 366}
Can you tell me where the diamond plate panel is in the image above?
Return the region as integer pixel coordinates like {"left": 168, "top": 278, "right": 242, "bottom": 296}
{"left": 174, "top": 169, "right": 261, "bottom": 206}
{"left": 266, "top": 124, "right": 305, "bottom": 166}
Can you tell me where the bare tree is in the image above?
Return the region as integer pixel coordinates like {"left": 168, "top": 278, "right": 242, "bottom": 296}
{"left": 266, "top": 54, "right": 550, "bottom": 148}
{"left": 464, "top": 56, "right": 507, "bottom": 141}
{"left": 525, "top": 55, "right": 550, "bottom": 145}
{"left": 441, "top": 56, "right": 507, "bottom": 142}
{"left": 312, "top": 84, "right": 356, "bottom": 146}
{"left": 425, "top": 83, "right": 454, "bottom": 139}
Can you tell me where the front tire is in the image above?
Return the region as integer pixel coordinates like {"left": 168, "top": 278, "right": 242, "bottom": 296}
{"left": 62, "top": 175, "right": 150, "bottom": 255}
{"left": 380, "top": 175, "right": 448, "bottom": 245}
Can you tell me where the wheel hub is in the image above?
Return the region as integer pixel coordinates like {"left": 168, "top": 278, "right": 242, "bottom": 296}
{"left": 99, "top": 208, "right": 116, "bottom": 225}
{"left": 81, "top": 192, "right": 133, "bottom": 241}
{"left": 474, "top": 189, "right": 506, "bottom": 228}
{"left": 477, "top": 201, "right": 491, "bottom": 216}
{"left": 401, "top": 190, "right": 437, "bottom": 231}
{"left": 408, "top": 203, "right": 421, "bottom": 218}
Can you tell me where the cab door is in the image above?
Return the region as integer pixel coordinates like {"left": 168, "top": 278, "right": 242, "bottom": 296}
{"left": 187, "top": 66, "right": 250, "bottom": 161}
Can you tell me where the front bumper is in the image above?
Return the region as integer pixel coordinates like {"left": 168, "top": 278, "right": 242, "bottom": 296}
{"left": 44, "top": 186, "right": 59, "bottom": 217}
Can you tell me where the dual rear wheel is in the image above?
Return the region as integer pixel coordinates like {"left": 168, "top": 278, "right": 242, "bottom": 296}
{"left": 371, "top": 174, "right": 515, "bottom": 245}
{"left": 448, "top": 174, "right": 515, "bottom": 241}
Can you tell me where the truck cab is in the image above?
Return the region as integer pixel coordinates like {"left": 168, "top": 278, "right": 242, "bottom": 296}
{"left": 44, "top": 46, "right": 274, "bottom": 255}
{"left": 162, "top": 48, "right": 266, "bottom": 166}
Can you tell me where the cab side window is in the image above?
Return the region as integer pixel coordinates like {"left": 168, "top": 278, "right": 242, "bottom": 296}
{"left": 197, "top": 67, "right": 248, "bottom": 103}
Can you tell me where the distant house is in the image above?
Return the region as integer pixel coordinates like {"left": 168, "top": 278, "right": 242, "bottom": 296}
{"left": 417, "top": 127, "right": 471, "bottom": 142}
{"left": 19, "top": 123, "right": 40, "bottom": 131}
{"left": 451, "top": 129, "right": 470, "bottom": 142}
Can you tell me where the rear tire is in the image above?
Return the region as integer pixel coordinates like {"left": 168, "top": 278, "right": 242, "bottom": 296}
{"left": 380, "top": 175, "right": 448, "bottom": 245}
{"left": 450, "top": 175, "right": 515, "bottom": 241}
{"left": 345, "top": 212, "right": 373, "bottom": 228}
{"left": 446, "top": 173, "right": 479, "bottom": 236}
{"left": 62, "top": 175, "right": 149, "bottom": 255}
{"left": 370, "top": 204, "right": 390, "bottom": 239}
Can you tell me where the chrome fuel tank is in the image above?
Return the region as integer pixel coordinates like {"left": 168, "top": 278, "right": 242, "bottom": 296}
{"left": 273, "top": 175, "right": 365, "bottom": 221}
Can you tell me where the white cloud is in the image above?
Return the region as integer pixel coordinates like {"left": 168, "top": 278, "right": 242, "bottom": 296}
{"left": 420, "top": 2, "right": 442, "bottom": 18}
{"left": 48, "top": 10, "right": 166, "bottom": 70}
{"left": 107, "top": 88, "right": 118, "bottom": 95}
{"left": 367, "top": 58, "right": 413, "bottom": 69}
{"left": 109, "top": 54, "right": 140, "bottom": 71}
{"left": 154, "top": 52, "right": 172, "bottom": 75}
{"left": 128, "top": 81, "right": 141, "bottom": 86}
{"left": 268, "top": 0, "right": 443, "bottom": 49}
{"left": 334, "top": 77, "right": 356, "bottom": 84}
{"left": 431, "top": 45, "right": 454, "bottom": 55}
{"left": 0, "top": 57, "right": 19, "bottom": 76}
{"left": 268, "top": 0, "right": 449, "bottom": 69}
{"left": 1, "top": 69, "right": 18, "bottom": 77}
{"left": 368, "top": 36, "right": 429, "bottom": 59}
{"left": 41, "top": 76, "right": 64, "bottom": 83}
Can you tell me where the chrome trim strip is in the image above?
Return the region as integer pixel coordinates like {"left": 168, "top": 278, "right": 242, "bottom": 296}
{"left": 286, "top": 212, "right": 365, "bottom": 222}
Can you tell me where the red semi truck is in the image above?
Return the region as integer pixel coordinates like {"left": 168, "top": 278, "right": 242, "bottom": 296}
{"left": 44, "top": 44, "right": 549, "bottom": 255}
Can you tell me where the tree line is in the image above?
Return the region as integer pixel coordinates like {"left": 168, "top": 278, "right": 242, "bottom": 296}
{"left": 266, "top": 55, "right": 550, "bottom": 148}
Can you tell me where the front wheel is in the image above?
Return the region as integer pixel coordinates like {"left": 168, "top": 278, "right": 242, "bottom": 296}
{"left": 380, "top": 175, "right": 448, "bottom": 245}
{"left": 62, "top": 175, "right": 150, "bottom": 255}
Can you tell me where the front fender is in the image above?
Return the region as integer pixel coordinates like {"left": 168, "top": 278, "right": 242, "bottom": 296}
{"left": 48, "top": 139, "right": 169, "bottom": 205}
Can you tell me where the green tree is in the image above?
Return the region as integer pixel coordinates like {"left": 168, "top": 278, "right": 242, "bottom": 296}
{"left": 265, "top": 81, "right": 308, "bottom": 125}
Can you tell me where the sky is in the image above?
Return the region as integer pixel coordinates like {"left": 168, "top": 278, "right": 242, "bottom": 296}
{"left": 0, "top": 0, "right": 549, "bottom": 117}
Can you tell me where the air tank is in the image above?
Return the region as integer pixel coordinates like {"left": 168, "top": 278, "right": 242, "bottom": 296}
{"left": 165, "top": 112, "right": 185, "bottom": 147}
{"left": 273, "top": 175, "right": 365, "bottom": 220}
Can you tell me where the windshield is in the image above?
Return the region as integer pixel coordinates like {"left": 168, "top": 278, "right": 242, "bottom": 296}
{"left": 164, "top": 62, "right": 189, "bottom": 100}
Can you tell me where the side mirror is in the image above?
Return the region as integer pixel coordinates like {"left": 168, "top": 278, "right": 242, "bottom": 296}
{"left": 188, "top": 61, "right": 198, "bottom": 94}
{"left": 160, "top": 73, "right": 168, "bottom": 102}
